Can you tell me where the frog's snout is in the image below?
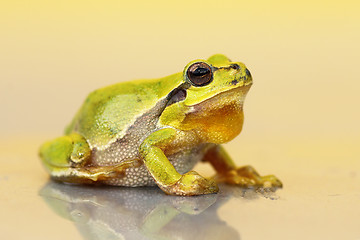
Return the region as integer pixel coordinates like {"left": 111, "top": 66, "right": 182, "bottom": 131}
{"left": 245, "top": 68, "right": 252, "bottom": 79}
{"left": 229, "top": 66, "right": 252, "bottom": 87}
{"left": 244, "top": 68, "right": 253, "bottom": 85}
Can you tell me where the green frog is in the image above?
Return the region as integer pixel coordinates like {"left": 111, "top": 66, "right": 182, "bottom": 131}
{"left": 39, "top": 54, "right": 282, "bottom": 196}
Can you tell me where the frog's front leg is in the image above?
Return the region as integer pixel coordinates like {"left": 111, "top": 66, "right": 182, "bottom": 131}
{"left": 204, "top": 145, "right": 283, "bottom": 189}
{"left": 40, "top": 133, "right": 130, "bottom": 183}
{"left": 139, "top": 128, "right": 219, "bottom": 196}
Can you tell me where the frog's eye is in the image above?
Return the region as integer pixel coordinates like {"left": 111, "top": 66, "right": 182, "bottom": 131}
{"left": 187, "top": 62, "right": 213, "bottom": 87}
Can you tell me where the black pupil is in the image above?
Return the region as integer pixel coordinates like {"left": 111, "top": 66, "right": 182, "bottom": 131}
{"left": 192, "top": 67, "right": 209, "bottom": 76}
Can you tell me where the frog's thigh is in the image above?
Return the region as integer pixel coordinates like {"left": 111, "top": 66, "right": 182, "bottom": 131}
{"left": 40, "top": 134, "right": 139, "bottom": 183}
{"left": 204, "top": 145, "right": 283, "bottom": 188}
{"left": 139, "top": 128, "right": 218, "bottom": 196}
{"left": 40, "top": 133, "right": 89, "bottom": 167}
{"left": 40, "top": 133, "right": 96, "bottom": 183}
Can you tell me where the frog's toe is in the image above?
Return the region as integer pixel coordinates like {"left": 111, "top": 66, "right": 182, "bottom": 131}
{"left": 215, "top": 170, "right": 258, "bottom": 187}
{"left": 215, "top": 166, "right": 283, "bottom": 190}
{"left": 160, "top": 171, "right": 219, "bottom": 196}
{"left": 261, "top": 175, "right": 283, "bottom": 188}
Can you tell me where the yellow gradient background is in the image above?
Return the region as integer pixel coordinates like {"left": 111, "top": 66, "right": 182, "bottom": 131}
{"left": 0, "top": 1, "right": 359, "bottom": 239}
{"left": 1, "top": 0, "right": 359, "bottom": 139}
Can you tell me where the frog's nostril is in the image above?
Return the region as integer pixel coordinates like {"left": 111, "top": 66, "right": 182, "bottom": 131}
{"left": 245, "top": 68, "right": 251, "bottom": 78}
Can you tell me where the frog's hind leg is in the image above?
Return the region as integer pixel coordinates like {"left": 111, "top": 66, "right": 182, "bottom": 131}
{"left": 203, "top": 145, "right": 283, "bottom": 189}
{"left": 39, "top": 133, "right": 131, "bottom": 184}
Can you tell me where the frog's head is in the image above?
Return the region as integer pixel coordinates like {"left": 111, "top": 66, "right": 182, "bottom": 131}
{"left": 160, "top": 54, "right": 252, "bottom": 144}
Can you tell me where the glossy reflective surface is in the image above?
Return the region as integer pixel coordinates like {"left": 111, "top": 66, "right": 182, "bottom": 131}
{"left": 40, "top": 182, "right": 242, "bottom": 240}
{"left": 1, "top": 137, "right": 359, "bottom": 240}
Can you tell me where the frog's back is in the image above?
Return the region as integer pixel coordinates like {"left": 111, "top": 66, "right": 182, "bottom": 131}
{"left": 66, "top": 72, "right": 182, "bottom": 151}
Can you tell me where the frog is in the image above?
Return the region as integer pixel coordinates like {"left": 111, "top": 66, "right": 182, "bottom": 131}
{"left": 39, "top": 54, "right": 282, "bottom": 196}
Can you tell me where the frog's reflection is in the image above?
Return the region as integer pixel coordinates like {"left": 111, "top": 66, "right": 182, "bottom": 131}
{"left": 40, "top": 182, "right": 276, "bottom": 240}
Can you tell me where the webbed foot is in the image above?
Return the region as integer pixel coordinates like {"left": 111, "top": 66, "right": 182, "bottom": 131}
{"left": 215, "top": 165, "right": 283, "bottom": 189}
{"left": 160, "top": 171, "right": 219, "bottom": 196}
